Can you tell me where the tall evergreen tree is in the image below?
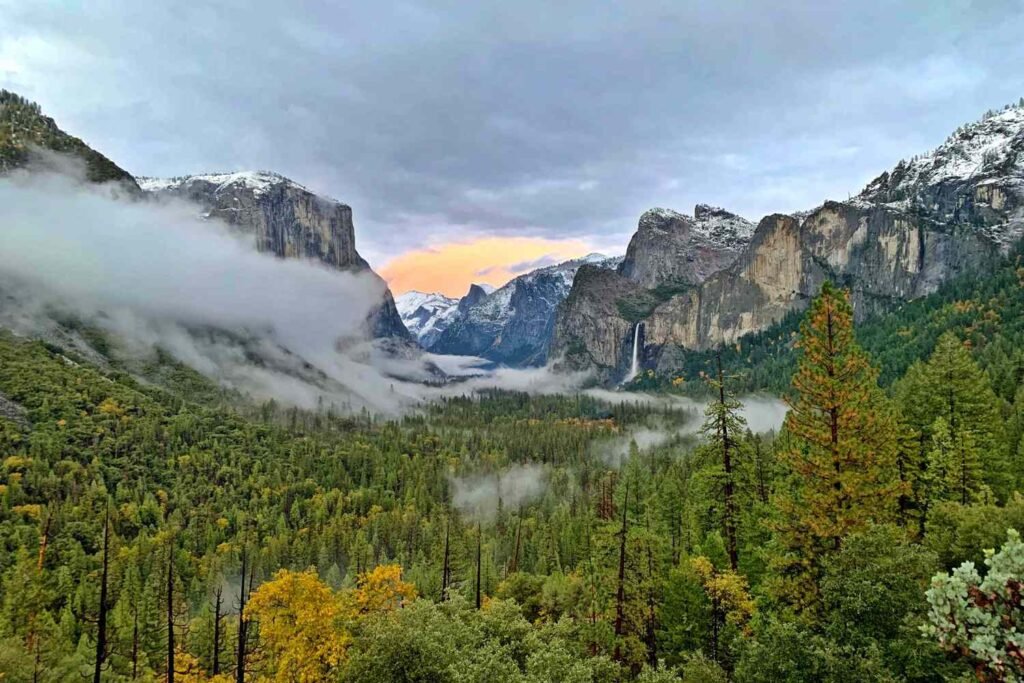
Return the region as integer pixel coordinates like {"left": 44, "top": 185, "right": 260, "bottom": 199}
{"left": 93, "top": 505, "right": 111, "bottom": 683}
{"left": 895, "top": 332, "right": 1006, "bottom": 497}
{"left": 770, "top": 282, "right": 902, "bottom": 614}
{"left": 701, "top": 354, "right": 747, "bottom": 571}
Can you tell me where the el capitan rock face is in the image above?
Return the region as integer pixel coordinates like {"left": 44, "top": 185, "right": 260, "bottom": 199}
{"left": 139, "top": 171, "right": 409, "bottom": 339}
{"left": 554, "top": 103, "right": 1024, "bottom": 379}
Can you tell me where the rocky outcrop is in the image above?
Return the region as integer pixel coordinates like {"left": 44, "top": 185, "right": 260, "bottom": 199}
{"left": 458, "top": 284, "right": 491, "bottom": 314}
{"left": 139, "top": 172, "right": 409, "bottom": 339}
{"left": 431, "top": 254, "right": 620, "bottom": 366}
{"left": 550, "top": 264, "right": 642, "bottom": 370}
{"left": 0, "top": 391, "right": 29, "bottom": 429}
{"left": 643, "top": 204, "right": 996, "bottom": 350}
{"left": 554, "top": 103, "right": 1024, "bottom": 380}
{"left": 619, "top": 205, "right": 754, "bottom": 288}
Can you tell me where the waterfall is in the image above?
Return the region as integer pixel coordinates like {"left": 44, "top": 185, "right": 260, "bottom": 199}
{"left": 624, "top": 321, "right": 643, "bottom": 383}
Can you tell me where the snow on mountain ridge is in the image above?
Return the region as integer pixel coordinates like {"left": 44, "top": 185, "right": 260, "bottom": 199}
{"left": 137, "top": 171, "right": 321, "bottom": 200}
{"left": 459, "top": 253, "right": 621, "bottom": 327}
{"left": 859, "top": 102, "right": 1024, "bottom": 203}
{"left": 426, "top": 253, "right": 622, "bottom": 365}
{"left": 641, "top": 205, "right": 755, "bottom": 252}
{"left": 395, "top": 290, "right": 460, "bottom": 347}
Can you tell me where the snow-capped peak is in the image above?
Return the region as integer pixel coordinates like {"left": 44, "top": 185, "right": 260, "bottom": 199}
{"left": 137, "top": 170, "right": 313, "bottom": 199}
{"left": 462, "top": 253, "right": 622, "bottom": 323}
{"left": 639, "top": 205, "right": 754, "bottom": 251}
{"left": 859, "top": 101, "right": 1024, "bottom": 203}
{"left": 395, "top": 290, "right": 460, "bottom": 347}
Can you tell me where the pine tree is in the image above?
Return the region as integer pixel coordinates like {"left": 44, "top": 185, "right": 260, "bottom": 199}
{"left": 700, "top": 354, "right": 747, "bottom": 571}
{"left": 769, "top": 282, "right": 902, "bottom": 614}
{"left": 613, "top": 481, "right": 630, "bottom": 663}
{"left": 93, "top": 505, "right": 111, "bottom": 683}
{"left": 928, "top": 332, "right": 1007, "bottom": 497}
{"left": 926, "top": 417, "right": 985, "bottom": 505}
{"left": 895, "top": 332, "right": 1007, "bottom": 499}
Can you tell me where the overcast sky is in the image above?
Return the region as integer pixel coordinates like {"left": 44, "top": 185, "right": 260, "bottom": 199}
{"left": 3, "top": 0, "right": 1024, "bottom": 291}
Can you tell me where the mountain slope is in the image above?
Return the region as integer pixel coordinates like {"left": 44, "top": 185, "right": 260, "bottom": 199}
{"left": 553, "top": 101, "right": 1024, "bottom": 380}
{"left": 0, "top": 89, "right": 139, "bottom": 189}
{"left": 139, "top": 171, "right": 409, "bottom": 338}
{"left": 430, "top": 254, "right": 621, "bottom": 366}
{"left": 856, "top": 103, "right": 1024, "bottom": 248}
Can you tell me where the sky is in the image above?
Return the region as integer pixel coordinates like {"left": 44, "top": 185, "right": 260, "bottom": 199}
{"left": 2, "top": 0, "right": 1024, "bottom": 294}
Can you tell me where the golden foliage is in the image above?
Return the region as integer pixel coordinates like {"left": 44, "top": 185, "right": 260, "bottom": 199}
{"left": 97, "top": 397, "right": 125, "bottom": 417}
{"left": 690, "top": 556, "right": 755, "bottom": 633}
{"left": 245, "top": 569, "right": 349, "bottom": 682}
{"left": 12, "top": 504, "right": 41, "bottom": 519}
{"left": 3, "top": 455, "right": 30, "bottom": 470}
{"left": 174, "top": 647, "right": 207, "bottom": 683}
{"left": 349, "top": 563, "right": 417, "bottom": 615}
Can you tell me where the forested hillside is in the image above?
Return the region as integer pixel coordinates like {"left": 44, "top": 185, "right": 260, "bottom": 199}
{"left": 4, "top": 269, "right": 1024, "bottom": 681}
{"left": 0, "top": 90, "right": 138, "bottom": 187}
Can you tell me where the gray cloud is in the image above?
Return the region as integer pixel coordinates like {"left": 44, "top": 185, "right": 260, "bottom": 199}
{"left": 3, "top": 2, "right": 1023, "bottom": 265}
{"left": 506, "top": 254, "right": 562, "bottom": 273}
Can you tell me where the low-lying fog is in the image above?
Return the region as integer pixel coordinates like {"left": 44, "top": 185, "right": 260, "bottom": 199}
{"left": 0, "top": 166, "right": 788, "bottom": 431}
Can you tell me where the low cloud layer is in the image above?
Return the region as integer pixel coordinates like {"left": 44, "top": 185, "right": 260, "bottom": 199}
{"left": 0, "top": 170, "right": 413, "bottom": 412}
{"left": 0, "top": 171, "right": 382, "bottom": 349}
{"left": 450, "top": 464, "right": 547, "bottom": 521}
{"left": 0, "top": 169, "right": 793, "bottom": 422}
{"left": 588, "top": 392, "right": 788, "bottom": 467}
{"left": 0, "top": 169, "right": 601, "bottom": 414}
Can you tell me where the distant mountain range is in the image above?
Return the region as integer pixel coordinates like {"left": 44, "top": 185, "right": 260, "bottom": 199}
{"left": 398, "top": 254, "right": 621, "bottom": 366}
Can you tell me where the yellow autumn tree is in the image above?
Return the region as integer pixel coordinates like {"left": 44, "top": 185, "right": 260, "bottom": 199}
{"left": 244, "top": 569, "right": 349, "bottom": 683}
{"left": 348, "top": 563, "right": 417, "bottom": 615}
{"left": 690, "top": 555, "right": 755, "bottom": 664}
{"left": 174, "top": 647, "right": 208, "bottom": 683}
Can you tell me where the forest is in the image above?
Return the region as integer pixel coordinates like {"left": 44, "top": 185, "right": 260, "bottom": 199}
{"left": 3, "top": 256, "right": 1024, "bottom": 682}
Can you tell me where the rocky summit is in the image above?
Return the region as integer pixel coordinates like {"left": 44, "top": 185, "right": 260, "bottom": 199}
{"left": 618, "top": 205, "right": 755, "bottom": 288}
{"left": 553, "top": 101, "right": 1024, "bottom": 380}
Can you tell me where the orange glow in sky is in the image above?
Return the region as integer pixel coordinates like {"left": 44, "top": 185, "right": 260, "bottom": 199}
{"left": 380, "top": 236, "right": 593, "bottom": 297}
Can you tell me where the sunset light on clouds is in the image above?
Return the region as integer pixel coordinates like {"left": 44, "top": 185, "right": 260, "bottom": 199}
{"left": 380, "top": 236, "right": 593, "bottom": 296}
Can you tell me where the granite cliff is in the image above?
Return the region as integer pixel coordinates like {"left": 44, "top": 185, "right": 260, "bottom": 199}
{"left": 139, "top": 172, "right": 409, "bottom": 339}
{"left": 553, "top": 103, "right": 1024, "bottom": 379}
